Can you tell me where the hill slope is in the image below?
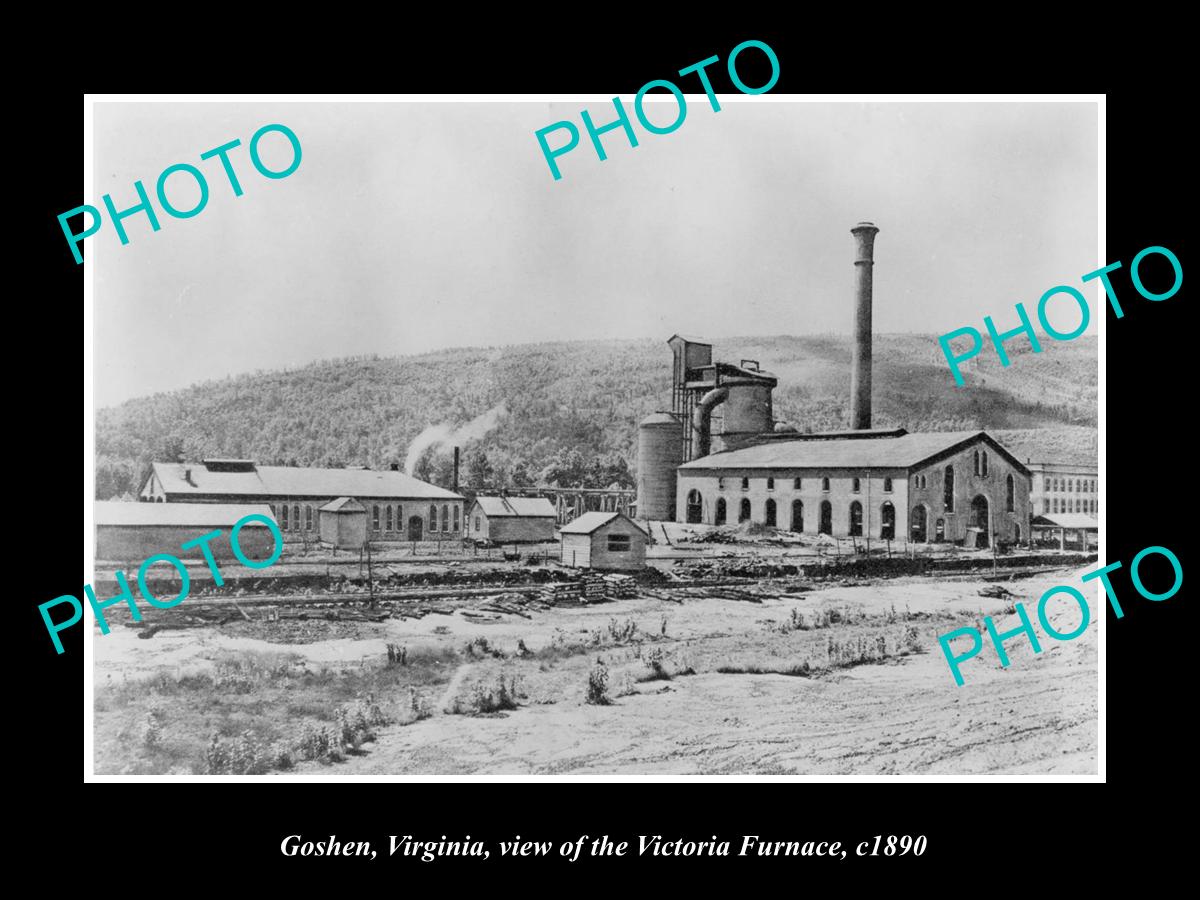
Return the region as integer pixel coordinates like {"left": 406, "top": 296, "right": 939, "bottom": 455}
{"left": 95, "top": 334, "right": 1097, "bottom": 498}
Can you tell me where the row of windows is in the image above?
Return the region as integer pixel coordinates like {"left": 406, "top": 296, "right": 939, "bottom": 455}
{"left": 371, "top": 503, "right": 460, "bottom": 534}
{"left": 273, "top": 504, "right": 315, "bottom": 532}
{"left": 1042, "top": 477, "right": 1096, "bottom": 493}
{"left": 269, "top": 502, "right": 461, "bottom": 533}
{"left": 689, "top": 493, "right": 900, "bottom": 539}
{"left": 926, "top": 467, "right": 1017, "bottom": 514}
{"left": 1049, "top": 498, "right": 1097, "bottom": 514}
{"left": 717, "top": 476, "right": 895, "bottom": 493}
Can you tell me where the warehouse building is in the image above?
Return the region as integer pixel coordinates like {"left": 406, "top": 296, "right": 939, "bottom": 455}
{"left": 95, "top": 501, "right": 277, "bottom": 562}
{"left": 637, "top": 222, "right": 1033, "bottom": 547}
{"left": 676, "top": 430, "right": 1031, "bottom": 547}
{"left": 560, "top": 512, "right": 648, "bottom": 571}
{"left": 1027, "top": 462, "right": 1098, "bottom": 517}
{"left": 140, "top": 459, "right": 464, "bottom": 546}
{"left": 467, "top": 496, "right": 557, "bottom": 543}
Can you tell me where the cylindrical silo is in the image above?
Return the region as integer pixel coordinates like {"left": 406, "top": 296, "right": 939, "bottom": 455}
{"left": 637, "top": 412, "right": 684, "bottom": 522}
{"left": 719, "top": 376, "right": 775, "bottom": 449}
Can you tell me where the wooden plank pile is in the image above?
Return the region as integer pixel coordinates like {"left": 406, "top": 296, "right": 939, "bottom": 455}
{"left": 602, "top": 574, "right": 637, "bottom": 599}
{"left": 582, "top": 573, "right": 607, "bottom": 602}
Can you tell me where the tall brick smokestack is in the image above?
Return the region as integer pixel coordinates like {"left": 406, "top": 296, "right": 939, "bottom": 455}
{"left": 850, "top": 221, "right": 879, "bottom": 430}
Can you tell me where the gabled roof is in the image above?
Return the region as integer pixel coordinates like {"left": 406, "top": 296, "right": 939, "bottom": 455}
{"left": 677, "top": 430, "right": 1030, "bottom": 476}
{"left": 151, "top": 462, "right": 462, "bottom": 500}
{"left": 320, "top": 497, "right": 365, "bottom": 513}
{"left": 1032, "top": 514, "right": 1099, "bottom": 529}
{"left": 95, "top": 501, "right": 275, "bottom": 527}
{"left": 560, "top": 511, "right": 648, "bottom": 536}
{"left": 472, "top": 496, "right": 557, "bottom": 518}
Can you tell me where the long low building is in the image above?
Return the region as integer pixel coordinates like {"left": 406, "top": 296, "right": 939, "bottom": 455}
{"left": 141, "top": 459, "right": 464, "bottom": 544}
{"left": 467, "top": 496, "right": 557, "bottom": 543}
{"left": 96, "top": 501, "right": 278, "bottom": 562}
{"left": 675, "top": 429, "right": 1031, "bottom": 547}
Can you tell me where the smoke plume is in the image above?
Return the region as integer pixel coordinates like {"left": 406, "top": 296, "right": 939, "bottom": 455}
{"left": 404, "top": 402, "right": 508, "bottom": 475}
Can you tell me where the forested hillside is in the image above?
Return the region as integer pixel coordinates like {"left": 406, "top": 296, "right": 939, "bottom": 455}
{"left": 95, "top": 334, "right": 1097, "bottom": 498}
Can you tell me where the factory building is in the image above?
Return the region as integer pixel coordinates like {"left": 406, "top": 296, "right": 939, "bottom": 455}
{"left": 141, "top": 459, "right": 464, "bottom": 545}
{"left": 636, "top": 222, "right": 1034, "bottom": 547}
{"left": 95, "top": 501, "right": 277, "bottom": 562}
{"left": 675, "top": 430, "right": 1031, "bottom": 547}
{"left": 1027, "top": 462, "right": 1098, "bottom": 517}
{"left": 467, "top": 496, "right": 558, "bottom": 543}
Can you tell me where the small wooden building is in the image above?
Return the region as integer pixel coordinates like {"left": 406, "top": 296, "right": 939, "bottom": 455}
{"left": 559, "top": 511, "right": 648, "bottom": 571}
{"left": 319, "top": 497, "right": 367, "bottom": 549}
{"left": 95, "top": 501, "right": 277, "bottom": 562}
{"left": 468, "top": 496, "right": 557, "bottom": 543}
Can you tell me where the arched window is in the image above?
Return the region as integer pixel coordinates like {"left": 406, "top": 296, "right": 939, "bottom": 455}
{"left": 910, "top": 505, "right": 927, "bottom": 542}
{"left": 765, "top": 498, "right": 777, "bottom": 526}
{"left": 741, "top": 477, "right": 749, "bottom": 491}
{"left": 981, "top": 451, "right": 989, "bottom": 477}
{"left": 821, "top": 477, "right": 830, "bottom": 492}
{"left": 1015, "top": 523, "right": 1021, "bottom": 543}
{"left": 281, "top": 505, "right": 289, "bottom": 530}
{"left": 442, "top": 504, "right": 449, "bottom": 532}
{"left": 935, "top": 518, "right": 946, "bottom": 542}
{"left": 1006, "top": 474, "right": 1015, "bottom": 512}
{"left": 819, "top": 500, "right": 832, "bottom": 535}
{"left": 793, "top": 477, "right": 802, "bottom": 490}
{"left": 292, "top": 505, "right": 300, "bottom": 531}
{"left": 943, "top": 465, "right": 955, "bottom": 512}
{"left": 386, "top": 505, "right": 393, "bottom": 531}
{"left": 849, "top": 501, "right": 863, "bottom": 536}
{"left": 884, "top": 477, "right": 893, "bottom": 493}
{"left": 306, "top": 505, "right": 313, "bottom": 530}
{"left": 686, "top": 490, "right": 703, "bottom": 524}
{"left": 767, "top": 476, "right": 775, "bottom": 491}
{"left": 852, "top": 477, "right": 861, "bottom": 493}
{"left": 714, "top": 497, "right": 727, "bottom": 525}
{"left": 372, "top": 505, "right": 380, "bottom": 531}
{"left": 881, "top": 501, "right": 895, "bottom": 540}
{"left": 739, "top": 498, "right": 751, "bottom": 522}
{"left": 453, "top": 505, "right": 460, "bottom": 532}
{"left": 791, "top": 499, "right": 803, "bottom": 532}
{"left": 429, "top": 504, "right": 438, "bottom": 532}
{"left": 973, "top": 450, "right": 980, "bottom": 475}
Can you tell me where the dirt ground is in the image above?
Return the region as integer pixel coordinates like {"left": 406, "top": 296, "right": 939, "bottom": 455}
{"left": 93, "top": 564, "right": 1097, "bottom": 775}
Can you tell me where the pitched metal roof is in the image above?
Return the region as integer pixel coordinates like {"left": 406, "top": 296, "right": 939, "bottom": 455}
{"left": 1031, "top": 514, "right": 1099, "bottom": 529}
{"left": 319, "top": 497, "right": 365, "bottom": 513}
{"left": 95, "top": 501, "right": 275, "bottom": 527}
{"left": 560, "top": 511, "right": 648, "bottom": 535}
{"left": 472, "top": 496, "right": 557, "bottom": 518}
{"left": 152, "top": 462, "right": 462, "bottom": 500}
{"left": 678, "top": 430, "right": 1027, "bottom": 473}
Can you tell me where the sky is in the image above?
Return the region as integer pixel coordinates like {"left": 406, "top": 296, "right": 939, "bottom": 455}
{"left": 93, "top": 99, "right": 1098, "bottom": 408}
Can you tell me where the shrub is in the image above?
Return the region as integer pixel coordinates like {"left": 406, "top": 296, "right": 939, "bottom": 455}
{"left": 142, "top": 711, "right": 163, "bottom": 750}
{"left": 585, "top": 659, "right": 611, "bottom": 705}
{"left": 607, "top": 617, "right": 638, "bottom": 643}
{"left": 204, "top": 730, "right": 269, "bottom": 775}
{"left": 409, "top": 688, "right": 433, "bottom": 722}
{"left": 641, "top": 646, "right": 670, "bottom": 681}
{"left": 386, "top": 643, "right": 408, "bottom": 666}
{"left": 903, "top": 625, "right": 922, "bottom": 653}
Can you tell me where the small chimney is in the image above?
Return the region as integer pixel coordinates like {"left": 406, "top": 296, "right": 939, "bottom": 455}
{"left": 850, "top": 221, "right": 879, "bottom": 430}
{"left": 453, "top": 446, "right": 460, "bottom": 493}
{"left": 183, "top": 467, "right": 195, "bottom": 487}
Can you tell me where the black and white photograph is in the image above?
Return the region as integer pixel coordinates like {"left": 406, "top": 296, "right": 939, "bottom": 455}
{"left": 84, "top": 96, "right": 1100, "bottom": 778}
